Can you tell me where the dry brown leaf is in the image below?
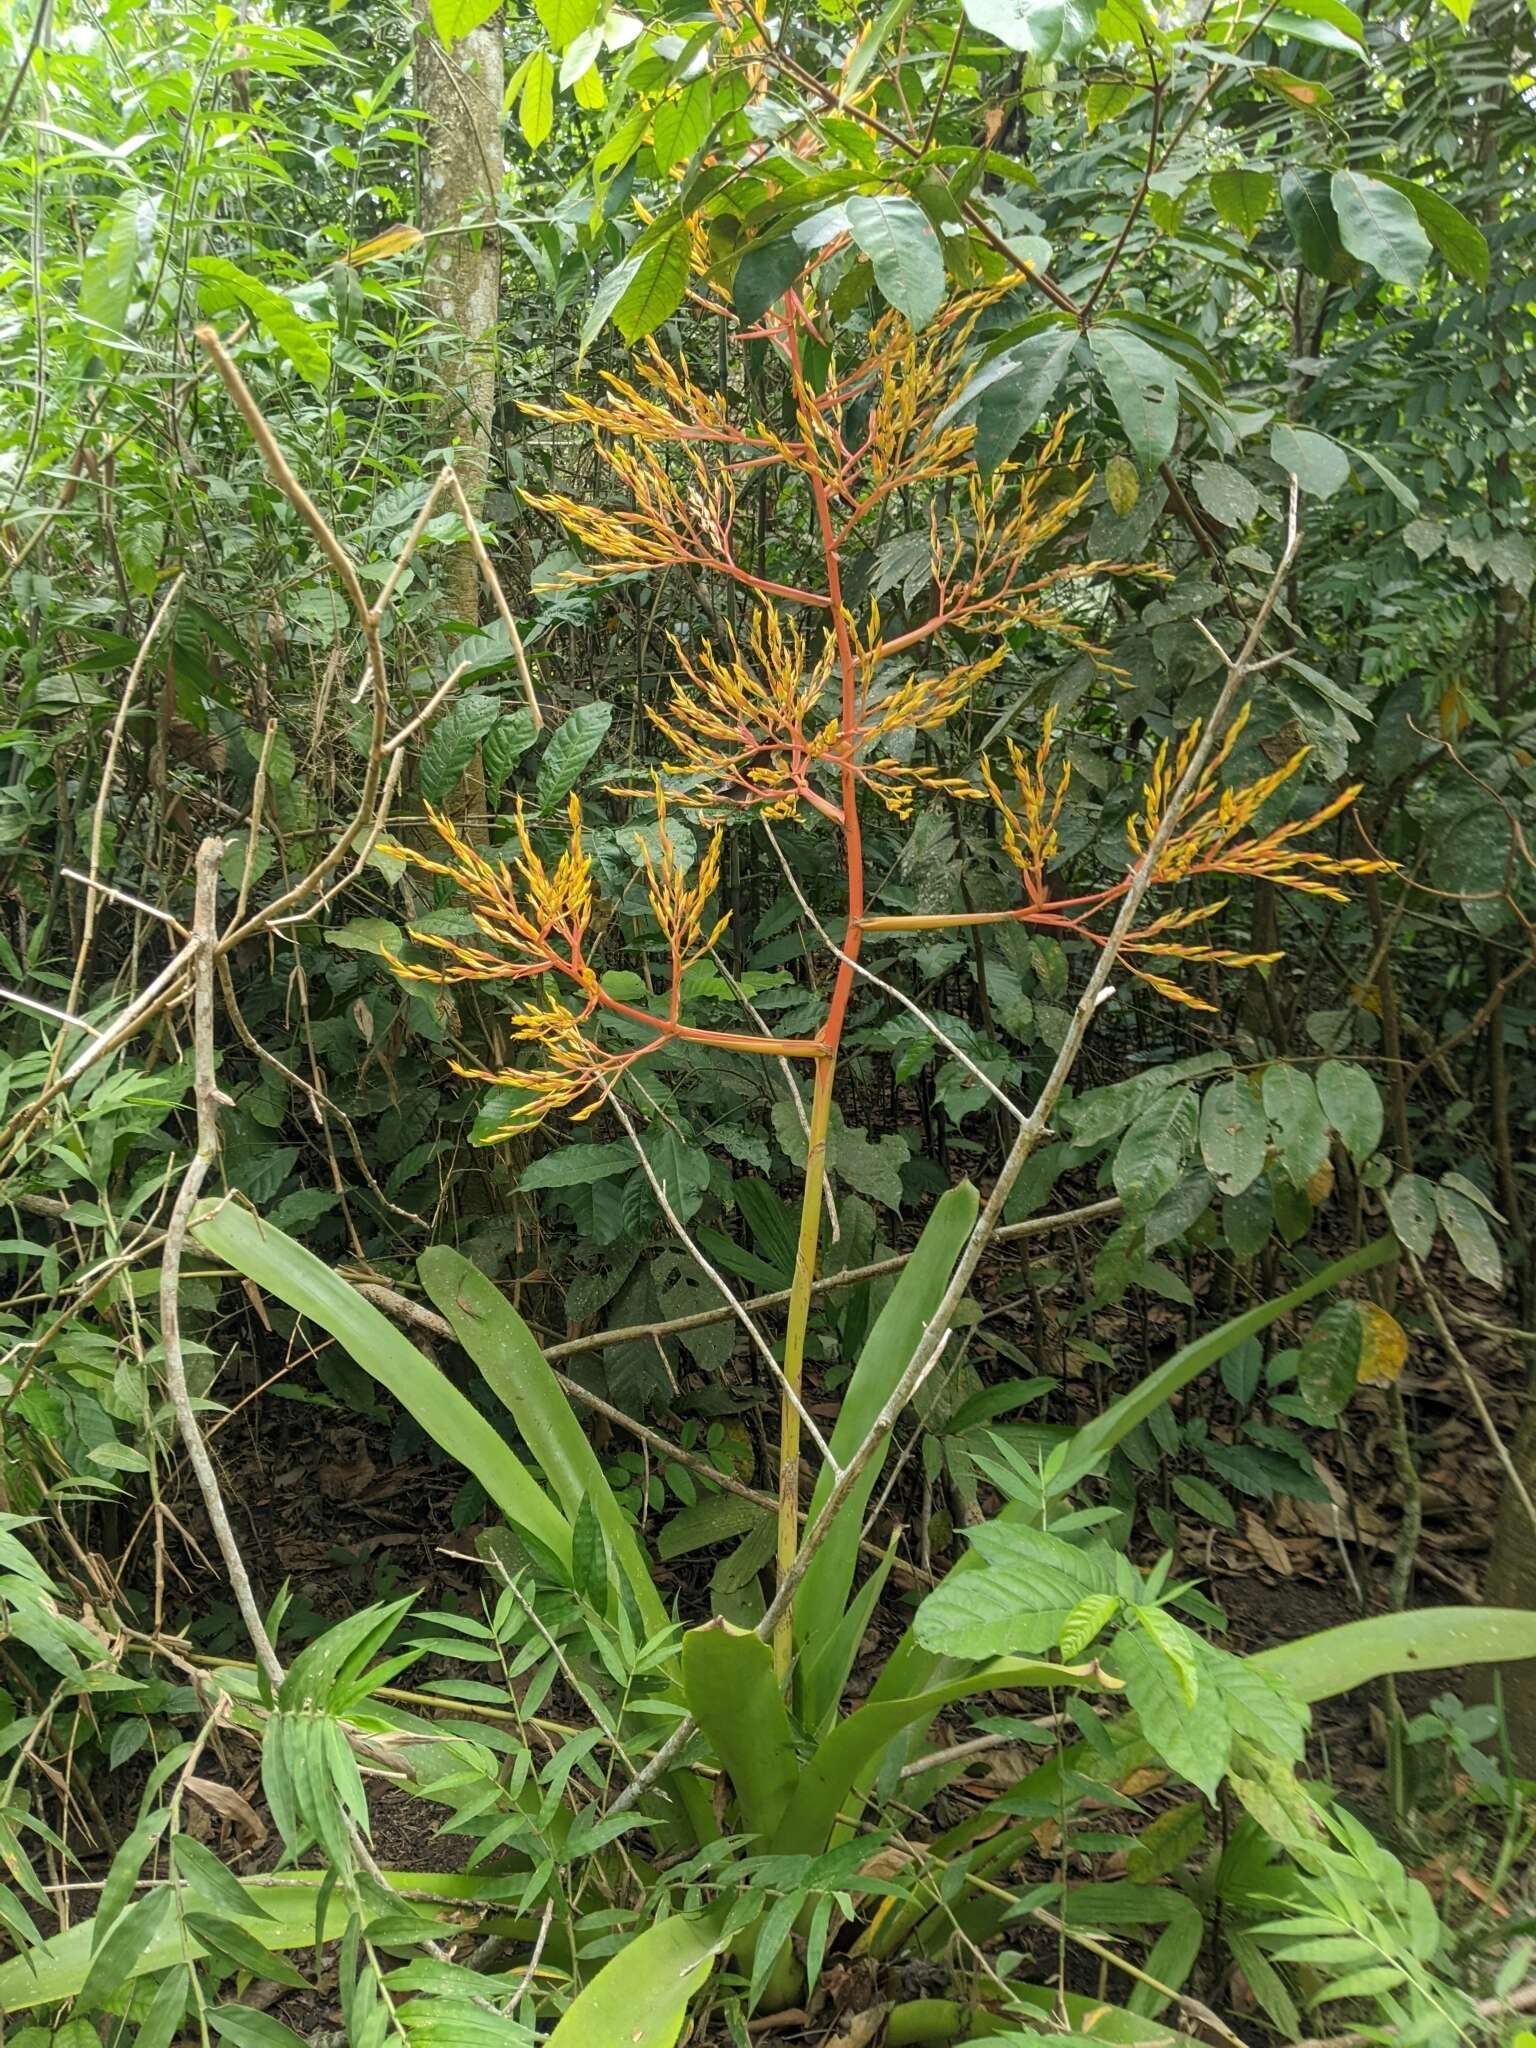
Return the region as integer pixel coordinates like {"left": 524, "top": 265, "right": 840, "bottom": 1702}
{"left": 1244, "top": 1512, "right": 1294, "bottom": 1577}
{"left": 185, "top": 1775, "right": 267, "bottom": 1849}
{"left": 824, "top": 2006, "right": 890, "bottom": 2048}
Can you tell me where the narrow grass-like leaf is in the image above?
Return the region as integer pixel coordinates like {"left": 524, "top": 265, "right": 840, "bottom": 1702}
{"left": 193, "top": 1202, "right": 572, "bottom": 1568}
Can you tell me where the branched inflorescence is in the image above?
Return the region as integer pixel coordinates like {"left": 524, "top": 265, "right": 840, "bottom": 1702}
{"left": 388, "top": 272, "right": 1387, "bottom": 1122}
{"left": 971, "top": 703, "right": 1390, "bottom": 1009}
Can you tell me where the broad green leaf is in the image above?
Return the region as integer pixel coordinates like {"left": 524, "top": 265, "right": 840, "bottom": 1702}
{"left": 1279, "top": 169, "right": 1354, "bottom": 283}
{"left": 1063, "top": 1055, "right": 1228, "bottom": 1148}
{"left": 1086, "top": 79, "right": 1138, "bottom": 128}
{"left": 844, "top": 192, "right": 946, "bottom": 329}
{"left": 1114, "top": 1627, "right": 1231, "bottom": 1800}
{"left": 1297, "top": 1300, "right": 1361, "bottom": 1423}
{"left": 518, "top": 1142, "right": 635, "bottom": 1190}
{"left": 1386, "top": 1172, "right": 1437, "bottom": 1258}
{"left": 416, "top": 1247, "right": 665, "bottom": 1631}
{"left": 536, "top": 0, "right": 598, "bottom": 46}
{"left": 1269, "top": 423, "right": 1350, "bottom": 499}
{"left": 962, "top": 0, "right": 1098, "bottom": 58}
{"left": 1060, "top": 1590, "right": 1121, "bottom": 1659}
{"left": 972, "top": 324, "right": 1078, "bottom": 475}
{"left": 193, "top": 1203, "right": 573, "bottom": 1568}
{"left": 1089, "top": 327, "right": 1179, "bottom": 476}
{"left": 520, "top": 50, "right": 556, "bottom": 150}
{"left": 1209, "top": 167, "right": 1275, "bottom": 239}
{"left": 615, "top": 225, "right": 690, "bottom": 341}
{"left": 1191, "top": 459, "right": 1260, "bottom": 529}
{"left": 1279, "top": 0, "right": 1365, "bottom": 39}
{"left": 1315, "top": 1060, "right": 1382, "bottom": 1164}
{"left": 1261, "top": 1064, "right": 1330, "bottom": 1186}
{"left": 191, "top": 258, "right": 330, "bottom": 390}
{"left": 1435, "top": 1181, "right": 1502, "bottom": 1286}
{"left": 915, "top": 1520, "right": 1114, "bottom": 1659}
{"left": 580, "top": 248, "right": 643, "bottom": 357}
{"left": 682, "top": 1624, "right": 798, "bottom": 1839}
{"left": 1199, "top": 1075, "right": 1267, "bottom": 1195}
{"left": 1331, "top": 170, "right": 1430, "bottom": 288}
{"left": 571, "top": 1493, "right": 609, "bottom": 1608}
{"left": 1113, "top": 1084, "right": 1198, "bottom": 1213}
{"left": 420, "top": 691, "right": 499, "bottom": 806}
{"left": 1369, "top": 172, "right": 1488, "bottom": 285}
{"left": 1252, "top": 1608, "right": 1536, "bottom": 1702}
{"left": 431, "top": 0, "right": 500, "bottom": 41}
{"left": 652, "top": 77, "right": 713, "bottom": 170}
{"left": 483, "top": 709, "right": 539, "bottom": 794}
{"left": 81, "top": 189, "right": 154, "bottom": 339}
{"left": 545, "top": 1910, "right": 728, "bottom": 2047}
{"left": 1127, "top": 1800, "right": 1204, "bottom": 1882}
{"left": 732, "top": 237, "right": 806, "bottom": 324}
{"left": 536, "top": 699, "right": 613, "bottom": 809}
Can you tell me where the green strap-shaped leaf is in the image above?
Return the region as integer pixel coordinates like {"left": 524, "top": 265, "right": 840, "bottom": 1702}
{"left": 545, "top": 1910, "right": 727, "bottom": 2048}
{"left": 192, "top": 1202, "right": 573, "bottom": 1569}
{"left": 1251, "top": 1607, "right": 1536, "bottom": 1703}
{"left": 417, "top": 1247, "right": 666, "bottom": 1635}
{"left": 682, "top": 1623, "right": 799, "bottom": 1841}
{"left": 0, "top": 1871, "right": 504, "bottom": 2015}
{"left": 793, "top": 1181, "right": 978, "bottom": 1729}
{"left": 778, "top": 1655, "right": 1116, "bottom": 1857}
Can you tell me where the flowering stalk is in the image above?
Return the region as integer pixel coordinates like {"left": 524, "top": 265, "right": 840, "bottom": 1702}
{"left": 387, "top": 259, "right": 1387, "bottom": 1687}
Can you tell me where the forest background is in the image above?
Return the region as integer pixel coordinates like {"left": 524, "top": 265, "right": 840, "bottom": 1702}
{"left": 0, "top": 0, "right": 1535, "bottom": 2040}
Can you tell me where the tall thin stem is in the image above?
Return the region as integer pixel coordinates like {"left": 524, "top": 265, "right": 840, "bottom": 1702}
{"left": 774, "top": 1052, "right": 837, "bottom": 1678}
{"left": 770, "top": 310, "right": 869, "bottom": 1679}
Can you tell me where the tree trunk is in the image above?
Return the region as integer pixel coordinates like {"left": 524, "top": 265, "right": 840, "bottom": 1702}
{"left": 414, "top": 5, "right": 503, "bottom": 626}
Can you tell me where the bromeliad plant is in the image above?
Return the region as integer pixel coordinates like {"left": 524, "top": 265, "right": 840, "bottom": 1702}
{"left": 384, "top": 274, "right": 1388, "bottom": 1677}
{"left": 13, "top": 1203, "right": 1531, "bottom": 2045}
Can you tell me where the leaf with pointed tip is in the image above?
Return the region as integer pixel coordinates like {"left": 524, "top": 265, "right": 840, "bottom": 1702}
{"left": 844, "top": 193, "right": 945, "bottom": 329}
{"left": 1331, "top": 170, "right": 1430, "bottom": 288}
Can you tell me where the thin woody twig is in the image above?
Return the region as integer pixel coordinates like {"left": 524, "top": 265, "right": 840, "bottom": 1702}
{"left": 158, "top": 839, "right": 283, "bottom": 1694}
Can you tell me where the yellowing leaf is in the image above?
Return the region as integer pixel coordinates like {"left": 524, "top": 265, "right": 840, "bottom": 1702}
{"left": 1356, "top": 1301, "right": 1408, "bottom": 1385}
{"left": 430, "top": 0, "right": 500, "bottom": 43}
{"left": 520, "top": 49, "right": 556, "bottom": 151}
{"left": 1105, "top": 453, "right": 1140, "bottom": 516}
{"left": 1438, "top": 682, "right": 1472, "bottom": 738}
{"left": 345, "top": 225, "right": 423, "bottom": 266}
{"left": 1305, "top": 1156, "right": 1335, "bottom": 1206}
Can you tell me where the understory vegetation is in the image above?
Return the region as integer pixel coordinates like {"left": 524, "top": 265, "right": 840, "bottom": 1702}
{"left": 0, "top": 0, "right": 1534, "bottom": 2039}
